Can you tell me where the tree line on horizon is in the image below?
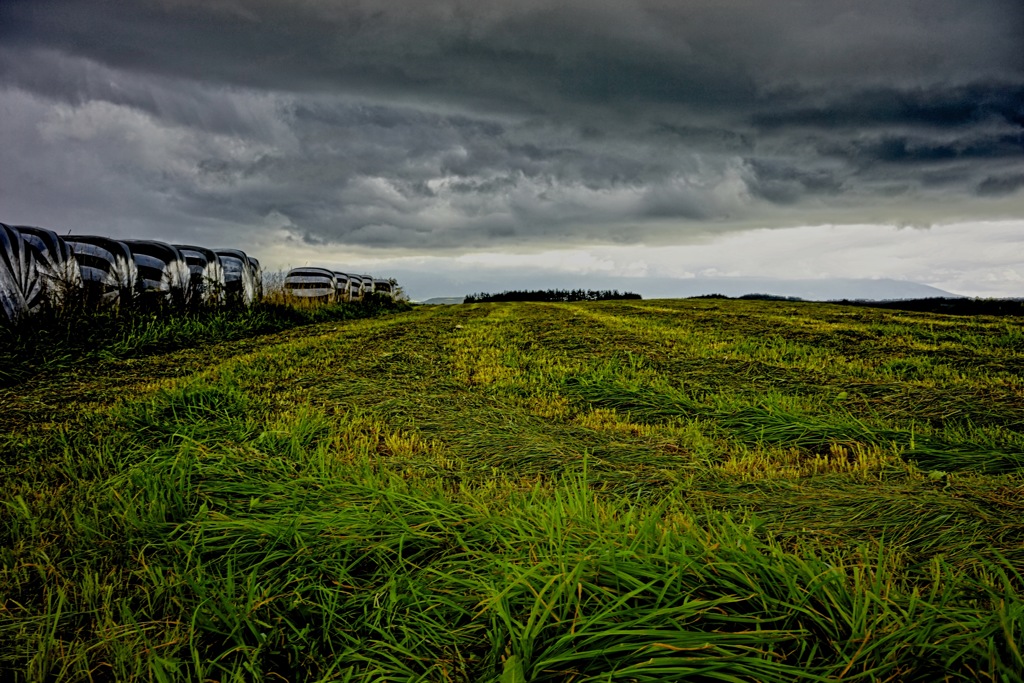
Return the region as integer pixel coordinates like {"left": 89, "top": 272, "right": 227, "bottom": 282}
{"left": 464, "top": 289, "right": 642, "bottom": 303}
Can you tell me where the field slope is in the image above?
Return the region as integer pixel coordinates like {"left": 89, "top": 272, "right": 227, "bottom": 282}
{"left": 2, "top": 299, "right": 1023, "bottom": 681}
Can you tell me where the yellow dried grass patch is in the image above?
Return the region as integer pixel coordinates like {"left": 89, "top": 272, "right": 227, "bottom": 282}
{"left": 574, "top": 408, "right": 658, "bottom": 437}
{"left": 530, "top": 395, "right": 570, "bottom": 419}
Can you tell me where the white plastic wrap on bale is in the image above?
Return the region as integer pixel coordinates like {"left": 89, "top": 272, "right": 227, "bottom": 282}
{"left": 66, "top": 236, "right": 141, "bottom": 309}
{"left": 360, "top": 276, "right": 375, "bottom": 295}
{"left": 332, "top": 272, "right": 351, "bottom": 302}
{"left": 284, "top": 267, "right": 337, "bottom": 301}
{"left": 372, "top": 279, "right": 394, "bottom": 298}
{"left": 65, "top": 236, "right": 141, "bottom": 308}
{"left": 122, "top": 240, "right": 192, "bottom": 308}
{"left": 0, "top": 223, "right": 46, "bottom": 323}
{"left": 175, "top": 245, "right": 227, "bottom": 306}
{"left": 348, "top": 275, "right": 363, "bottom": 302}
{"left": 248, "top": 257, "right": 264, "bottom": 302}
{"left": 14, "top": 226, "right": 83, "bottom": 306}
{"left": 215, "top": 249, "right": 256, "bottom": 307}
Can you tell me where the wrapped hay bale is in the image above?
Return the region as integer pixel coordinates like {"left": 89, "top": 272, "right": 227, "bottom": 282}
{"left": 284, "top": 267, "right": 337, "bottom": 302}
{"left": 372, "top": 278, "right": 395, "bottom": 299}
{"left": 248, "top": 256, "right": 264, "bottom": 302}
{"left": 65, "top": 235, "right": 141, "bottom": 309}
{"left": 332, "top": 271, "right": 352, "bottom": 302}
{"left": 13, "top": 225, "right": 83, "bottom": 307}
{"left": 347, "top": 274, "right": 364, "bottom": 302}
{"left": 214, "top": 249, "right": 256, "bottom": 308}
{"left": 0, "top": 223, "right": 46, "bottom": 323}
{"left": 121, "top": 240, "right": 192, "bottom": 309}
{"left": 175, "top": 244, "right": 227, "bottom": 306}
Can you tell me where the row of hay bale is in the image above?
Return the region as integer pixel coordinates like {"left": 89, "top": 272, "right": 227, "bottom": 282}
{"left": 284, "top": 267, "right": 395, "bottom": 303}
{"left": 1, "top": 222, "right": 261, "bottom": 324}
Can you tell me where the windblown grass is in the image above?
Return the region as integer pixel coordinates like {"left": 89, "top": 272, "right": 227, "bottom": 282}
{"left": 1, "top": 298, "right": 1022, "bottom": 681}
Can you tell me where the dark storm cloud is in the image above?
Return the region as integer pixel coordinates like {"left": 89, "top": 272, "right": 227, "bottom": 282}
{"left": 978, "top": 174, "right": 1024, "bottom": 197}
{"left": 1, "top": 0, "right": 1022, "bottom": 250}
{"left": 817, "top": 131, "right": 1023, "bottom": 167}
{"left": 744, "top": 159, "right": 844, "bottom": 205}
{"left": 752, "top": 84, "right": 1024, "bottom": 131}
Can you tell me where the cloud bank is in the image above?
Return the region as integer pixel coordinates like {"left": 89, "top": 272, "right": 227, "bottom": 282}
{"left": 0, "top": 0, "right": 1021, "bottom": 260}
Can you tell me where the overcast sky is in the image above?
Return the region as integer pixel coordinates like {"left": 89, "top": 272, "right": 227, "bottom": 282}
{"left": 1, "top": 0, "right": 1022, "bottom": 299}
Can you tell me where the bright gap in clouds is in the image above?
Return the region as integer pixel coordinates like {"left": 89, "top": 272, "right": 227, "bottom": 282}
{"left": 268, "top": 220, "right": 1024, "bottom": 300}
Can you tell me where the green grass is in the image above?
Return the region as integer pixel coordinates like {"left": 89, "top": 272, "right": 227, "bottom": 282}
{"left": 0, "top": 293, "right": 408, "bottom": 387}
{"left": 1, "top": 298, "right": 1022, "bottom": 681}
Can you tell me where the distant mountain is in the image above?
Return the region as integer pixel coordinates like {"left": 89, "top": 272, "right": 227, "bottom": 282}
{"left": 418, "top": 296, "right": 466, "bottom": 305}
{"left": 656, "top": 277, "right": 962, "bottom": 301}
{"left": 401, "top": 275, "right": 961, "bottom": 303}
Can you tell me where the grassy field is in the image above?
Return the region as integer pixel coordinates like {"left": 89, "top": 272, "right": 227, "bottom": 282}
{"left": 1, "top": 298, "right": 1022, "bottom": 681}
